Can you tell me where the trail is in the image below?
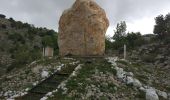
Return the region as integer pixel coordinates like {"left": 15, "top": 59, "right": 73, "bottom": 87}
{"left": 16, "top": 62, "right": 79, "bottom": 100}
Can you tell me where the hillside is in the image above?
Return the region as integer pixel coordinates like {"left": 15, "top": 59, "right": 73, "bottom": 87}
{"left": 0, "top": 14, "right": 170, "bottom": 100}
{"left": 128, "top": 42, "right": 170, "bottom": 92}
{"left": 0, "top": 14, "right": 58, "bottom": 76}
{"left": 1, "top": 56, "right": 169, "bottom": 100}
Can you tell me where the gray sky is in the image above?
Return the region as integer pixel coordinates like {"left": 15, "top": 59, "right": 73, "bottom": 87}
{"left": 0, "top": 0, "right": 170, "bottom": 36}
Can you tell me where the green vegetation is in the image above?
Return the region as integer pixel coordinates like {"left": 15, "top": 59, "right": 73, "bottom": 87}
{"left": 105, "top": 21, "right": 147, "bottom": 53}
{"left": 116, "top": 60, "right": 128, "bottom": 66}
{"left": 113, "top": 21, "right": 127, "bottom": 41}
{"left": 167, "top": 86, "right": 170, "bottom": 91}
{"left": 140, "top": 54, "right": 156, "bottom": 63}
{"left": 0, "top": 14, "right": 6, "bottom": 18}
{"left": 0, "top": 16, "right": 58, "bottom": 73}
{"left": 154, "top": 13, "right": 170, "bottom": 39}
{"left": 106, "top": 12, "right": 170, "bottom": 54}
{"left": 49, "top": 58, "right": 117, "bottom": 99}
{"left": 113, "top": 32, "right": 146, "bottom": 50}
{"left": 135, "top": 90, "right": 145, "bottom": 99}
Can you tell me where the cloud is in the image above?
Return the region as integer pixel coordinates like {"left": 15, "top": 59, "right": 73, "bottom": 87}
{"left": 0, "top": 0, "right": 170, "bottom": 35}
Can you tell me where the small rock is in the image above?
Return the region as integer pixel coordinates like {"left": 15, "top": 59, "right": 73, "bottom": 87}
{"left": 25, "top": 88, "right": 29, "bottom": 91}
{"left": 6, "top": 99, "right": 14, "bottom": 100}
{"left": 33, "top": 82, "right": 37, "bottom": 86}
{"left": 46, "top": 92, "right": 52, "bottom": 96}
{"left": 146, "top": 89, "right": 159, "bottom": 100}
{"left": 41, "top": 71, "right": 49, "bottom": 78}
{"left": 168, "top": 93, "right": 170, "bottom": 99}
{"left": 125, "top": 72, "right": 134, "bottom": 77}
{"left": 32, "top": 65, "right": 43, "bottom": 74}
{"left": 126, "top": 76, "right": 134, "bottom": 85}
{"left": 86, "top": 90, "right": 93, "bottom": 98}
{"left": 133, "top": 79, "right": 142, "bottom": 88}
{"left": 40, "top": 96, "right": 48, "bottom": 100}
{"left": 139, "top": 87, "right": 146, "bottom": 92}
{"left": 156, "top": 90, "right": 168, "bottom": 99}
{"left": 116, "top": 67, "right": 126, "bottom": 79}
{"left": 114, "top": 87, "right": 117, "bottom": 91}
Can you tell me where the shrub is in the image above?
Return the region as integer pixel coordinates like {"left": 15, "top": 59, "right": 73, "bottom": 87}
{"left": 8, "top": 32, "right": 25, "bottom": 43}
{"left": 141, "top": 54, "right": 156, "bottom": 63}
{"left": 105, "top": 37, "right": 113, "bottom": 50}
{"left": 0, "top": 14, "right": 6, "bottom": 18}
{"left": 1, "top": 24, "right": 7, "bottom": 29}
{"left": 163, "top": 36, "right": 170, "bottom": 44}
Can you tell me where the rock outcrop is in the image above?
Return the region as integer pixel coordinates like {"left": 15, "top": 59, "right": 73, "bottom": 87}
{"left": 58, "top": 0, "right": 109, "bottom": 56}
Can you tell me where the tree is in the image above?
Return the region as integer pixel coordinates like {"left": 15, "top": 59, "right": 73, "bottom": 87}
{"left": 105, "top": 36, "right": 113, "bottom": 50}
{"left": 126, "top": 32, "right": 144, "bottom": 48}
{"left": 113, "top": 21, "right": 127, "bottom": 41}
{"left": 153, "top": 15, "right": 166, "bottom": 38}
{"left": 9, "top": 17, "right": 14, "bottom": 22}
{"left": 165, "top": 13, "right": 170, "bottom": 34}
{"left": 153, "top": 13, "right": 170, "bottom": 39}
{"left": 0, "top": 14, "right": 6, "bottom": 18}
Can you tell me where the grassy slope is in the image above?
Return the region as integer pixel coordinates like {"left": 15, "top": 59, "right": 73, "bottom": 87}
{"left": 49, "top": 58, "right": 143, "bottom": 100}
{"left": 0, "top": 17, "right": 58, "bottom": 76}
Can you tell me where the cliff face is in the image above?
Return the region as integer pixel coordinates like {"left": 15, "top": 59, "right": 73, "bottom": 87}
{"left": 58, "top": 0, "right": 109, "bottom": 56}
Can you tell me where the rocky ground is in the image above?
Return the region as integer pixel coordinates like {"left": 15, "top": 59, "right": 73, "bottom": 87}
{"left": 0, "top": 57, "right": 79, "bottom": 99}
{"left": 48, "top": 58, "right": 144, "bottom": 100}
{"left": 128, "top": 43, "right": 170, "bottom": 92}
{"left": 0, "top": 55, "right": 170, "bottom": 100}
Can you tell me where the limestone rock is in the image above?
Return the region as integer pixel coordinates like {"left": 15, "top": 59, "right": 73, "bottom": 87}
{"left": 58, "top": 0, "right": 109, "bottom": 56}
{"left": 133, "top": 79, "right": 142, "bottom": 88}
{"left": 41, "top": 71, "right": 49, "bottom": 78}
{"left": 126, "top": 76, "right": 134, "bottom": 85}
{"left": 146, "top": 89, "right": 159, "bottom": 100}
{"left": 156, "top": 90, "right": 168, "bottom": 99}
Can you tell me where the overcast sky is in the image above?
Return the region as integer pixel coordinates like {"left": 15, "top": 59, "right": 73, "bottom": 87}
{"left": 0, "top": 0, "right": 170, "bottom": 36}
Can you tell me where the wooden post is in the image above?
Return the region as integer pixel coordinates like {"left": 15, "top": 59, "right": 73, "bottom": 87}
{"left": 124, "top": 44, "right": 126, "bottom": 60}
{"left": 43, "top": 47, "right": 44, "bottom": 57}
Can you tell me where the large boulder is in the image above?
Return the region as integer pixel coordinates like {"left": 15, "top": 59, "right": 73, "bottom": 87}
{"left": 58, "top": 0, "right": 109, "bottom": 56}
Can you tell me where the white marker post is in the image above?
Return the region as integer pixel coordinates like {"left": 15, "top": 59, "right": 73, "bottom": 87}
{"left": 124, "top": 44, "right": 126, "bottom": 60}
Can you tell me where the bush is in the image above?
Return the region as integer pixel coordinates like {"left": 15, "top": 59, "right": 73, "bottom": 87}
{"left": 141, "top": 54, "right": 156, "bottom": 63}
{"left": 0, "top": 14, "right": 6, "bottom": 18}
{"left": 8, "top": 32, "right": 25, "bottom": 43}
{"left": 112, "top": 36, "right": 127, "bottom": 49}
{"left": 105, "top": 37, "right": 113, "bottom": 50}
{"left": 9, "top": 17, "right": 14, "bottom": 22}
{"left": 111, "top": 32, "right": 146, "bottom": 51}
{"left": 126, "top": 32, "right": 145, "bottom": 49}
{"left": 8, "top": 47, "right": 42, "bottom": 72}
{"left": 153, "top": 13, "right": 170, "bottom": 39}
{"left": 163, "top": 36, "right": 170, "bottom": 44}
{"left": 1, "top": 24, "right": 7, "bottom": 29}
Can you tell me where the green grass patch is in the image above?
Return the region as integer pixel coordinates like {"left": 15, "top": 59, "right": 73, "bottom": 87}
{"left": 116, "top": 60, "right": 129, "bottom": 66}
{"left": 49, "top": 58, "right": 117, "bottom": 99}
{"left": 135, "top": 90, "right": 145, "bottom": 99}
{"left": 141, "top": 54, "right": 156, "bottom": 63}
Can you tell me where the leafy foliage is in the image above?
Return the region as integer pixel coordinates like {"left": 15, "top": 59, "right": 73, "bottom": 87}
{"left": 154, "top": 13, "right": 170, "bottom": 39}
{"left": 0, "top": 14, "right": 6, "bottom": 18}
{"left": 112, "top": 32, "right": 145, "bottom": 50}
{"left": 105, "top": 21, "right": 146, "bottom": 52}
{"left": 113, "top": 21, "right": 127, "bottom": 41}
{"left": 126, "top": 32, "right": 145, "bottom": 49}
{"left": 105, "top": 37, "right": 113, "bottom": 49}
{"left": 0, "top": 15, "right": 59, "bottom": 72}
